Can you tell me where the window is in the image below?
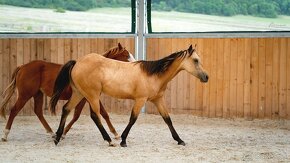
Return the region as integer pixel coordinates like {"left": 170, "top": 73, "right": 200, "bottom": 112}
{"left": 149, "top": 0, "right": 290, "bottom": 32}
{"left": 0, "top": 0, "right": 133, "bottom": 33}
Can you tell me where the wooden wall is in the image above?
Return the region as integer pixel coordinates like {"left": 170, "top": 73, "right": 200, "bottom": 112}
{"left": 0, "top": 38, "right": 135, "bottom": 116}
{"left": 0, "top": 37, "right": 289, "bottom": 119}
{"left": 146, "top": 38, "right": 290, "bottom": 119}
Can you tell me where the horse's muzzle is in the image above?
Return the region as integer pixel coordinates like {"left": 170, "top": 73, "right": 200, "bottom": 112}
{"left": 199, "top": 72, "right": 209, "bottom": 83}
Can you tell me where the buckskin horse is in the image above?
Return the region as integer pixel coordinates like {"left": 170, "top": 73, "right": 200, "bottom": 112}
{"left": 50, "top": 44, "right": 208, "bottom": 147}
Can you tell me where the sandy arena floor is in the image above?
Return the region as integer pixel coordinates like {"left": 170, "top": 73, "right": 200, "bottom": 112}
{"left": 0, "top": 113, "right": 290, "bottom": 162}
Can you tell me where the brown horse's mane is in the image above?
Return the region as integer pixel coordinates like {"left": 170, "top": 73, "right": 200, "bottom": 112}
{"left": 137, "top": 49, "right": 194, "bottom": 76}
{"left": 102, "top": 46, "right": 123, "bottom": 58}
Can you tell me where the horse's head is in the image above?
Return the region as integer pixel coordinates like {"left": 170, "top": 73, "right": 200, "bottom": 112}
{"left": 104, "top": 43, "right": 136, "bottom": 62}
{"left": 182, "top": 45, "right": 209, "bottom": 83}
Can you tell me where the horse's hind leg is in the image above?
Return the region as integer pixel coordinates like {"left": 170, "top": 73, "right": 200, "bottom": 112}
{"left": 152, "top": 97, "right": 185, "bottom": 146}
{"left": 2, "top": 98, "right": 29, "bottom": 141}
{"left": 63, "top": 98, "right": 86, "bottom": 137}
{"left": 33, "top": 91, "right": 53, "bottom": 136}
{"left": 54, "top": 93, "right": 83, "bottom": 145}
{"left": 99, "top": 101, "right": 119, "bottom": 139}
{"left": 89, "top": 98, "right": 114, "bottom": 146}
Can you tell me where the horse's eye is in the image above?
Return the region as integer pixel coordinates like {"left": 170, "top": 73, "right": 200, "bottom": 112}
{"left": 193, "top": 59, "right": 199, "bottom": 64}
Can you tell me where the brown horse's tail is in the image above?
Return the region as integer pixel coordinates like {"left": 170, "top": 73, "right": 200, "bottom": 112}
{"left": 0, "top": 67, "right": 20, "bottom": 119}
{"left": 50, "top": 60, "right": 76, "bottom": 115}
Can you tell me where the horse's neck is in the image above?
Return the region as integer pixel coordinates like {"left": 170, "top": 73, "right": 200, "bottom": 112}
{"left": 158, "top": 59, "right": 183, "bottom": 85}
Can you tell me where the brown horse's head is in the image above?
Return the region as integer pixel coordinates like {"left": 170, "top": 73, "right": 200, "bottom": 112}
{"left": 103, "top": 43, "right": 135, "bottom": 62}
{"left": 182, "top": 44, "right": 209, "bottom": 83}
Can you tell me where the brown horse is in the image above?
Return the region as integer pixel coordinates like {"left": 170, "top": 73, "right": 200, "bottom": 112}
{"left": 50, "top": 44, "right": 208, "bottom": 147}
{"left": 0, "top": 43, "right": 135, "bottom": 141}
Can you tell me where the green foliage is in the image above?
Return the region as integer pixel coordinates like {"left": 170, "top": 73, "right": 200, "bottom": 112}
{"left": 55, "top": 7, "right": 66, "bottom": 13}
{"left": 0, "top": 0, "right": 131, "bottom": 11}
{"left": 152, "top": 0, "right": 290, "bottom": 18}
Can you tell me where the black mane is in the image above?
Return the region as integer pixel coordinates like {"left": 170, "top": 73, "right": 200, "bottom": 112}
{"left": 137, "top": 50, "right": 189, "bottom": 76}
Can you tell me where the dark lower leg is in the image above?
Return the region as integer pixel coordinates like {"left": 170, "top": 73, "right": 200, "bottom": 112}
{"left": 99, "top": 102, "right": 118, "bottom": 137}
{"left": 63, "top": 99, "right": 86, "bottom": 135}
{"left": 162, "top": 116, "right": 185, "bottom": 145}
{"left": 33, "top": 92, "right": 53, "bottom": 133}
{"left": 54, "top": 106, "right": 70, "bottom": 145}
{"left": 90, "top": 107, "right": 112, "bottom": 144}
{"left": 120, "top": 110, "right": 138, "bottom": 147}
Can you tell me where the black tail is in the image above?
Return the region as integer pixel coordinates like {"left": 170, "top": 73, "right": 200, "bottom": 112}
{"left": 50, "top": 60, "right": 76, "bottom": 115}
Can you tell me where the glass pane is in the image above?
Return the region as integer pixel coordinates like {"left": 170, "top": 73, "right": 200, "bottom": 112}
{"left": 151, "top": 0, "right": 290, "bottom": 32}
{"left": 0, "top": 0, "right": 131, "bottom": 33}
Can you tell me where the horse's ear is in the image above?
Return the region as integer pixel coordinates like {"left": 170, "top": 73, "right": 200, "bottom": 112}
{"left": 118, "top": 43, "right": 123, "bottom": 50}
{"left": 188, "top": 44, "right": 193, "bottom": 53}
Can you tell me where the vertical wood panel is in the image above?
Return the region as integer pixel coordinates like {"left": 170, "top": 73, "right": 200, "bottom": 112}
{"left": 279, "top": 38, "right": 287, "bottom": 118}
{"left": 222, "top": 39, "right": 230, "bottom": 118}
{"left": 229, "top": 38, "right": 238, "bottom": 117}
{"left": 202, "top": 39, "right": 211, "bottom": 117}
{"left": 243, "top": 38, "right": 251, "bottom": 119}
{"left": 287, "top": 39, "right": 290, "bottom": 119}
{"left": 215, "top": 38, "right": 224, "bottom": 118}
{"left": 265, "top": 38, "right": 273, "bottom": 118}
{"left": 209, "top": 38, "right": 217, "bottom": 118}
{"left": 272, "top": 38, "right": 280, "bottom": 119}
{"left": 258, "top": 38, "right": 266, "bottom": 118}
{"left": 236, "top": 38, "right": 245, "bottom": 117}
{"left": 250, "top": 38, "right": 259, "bottom": 118}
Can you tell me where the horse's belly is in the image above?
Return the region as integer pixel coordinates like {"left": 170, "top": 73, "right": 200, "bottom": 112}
{"left": 102, "top": 87, "right": 134, "bottom": 99}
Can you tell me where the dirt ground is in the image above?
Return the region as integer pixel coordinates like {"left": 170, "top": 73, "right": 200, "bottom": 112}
{"left": 0, "top": 113, "right": 289, "bottom": 162}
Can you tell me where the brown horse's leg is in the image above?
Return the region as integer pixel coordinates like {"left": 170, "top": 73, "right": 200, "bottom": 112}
{"left": 54, "top": 93, "right": 82, "bottom": 145}
{"left": 2, "top": 98, "right": 29, "bottom": 141}
{"left": 33, "top": 91, "right": 53, "bottom": 135}
{"left": 152, "top": 97, "right": 185, "bottom": 146}
{"left": 99, "top": 101, "right": 119, "bottom": 139}
{"left": 120, "top": 98, "right": 146, "bottom": 147}
{"left": 63, "top": 98, "right": 86, "bottom": 136}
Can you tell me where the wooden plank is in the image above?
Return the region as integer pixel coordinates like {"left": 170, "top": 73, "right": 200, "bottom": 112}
{"left": 250, "top": 38, "right": 259, "bottom": 118}
{"left": 272, "top": 38, "right": 280, "bottom": 119}
{"left": 57, "top": 38, "right": 64, "bottom": 64}
{"left": 71, "top": 39, "right": 78, "bottom": 60}
{"left": 36, "top": 39, "right": 44, "bottom": 60}
{"left": 265, "top": 38, "right": 273, "bottom": 118}
{"left": 90, "top": 38, "right": 98, "bottom": 53}
{"left": 236, "top": 38, "right": 245, "bottom": 117}
{"left": 229, "top": 38, "right": 238, "bottom": 117}
{"left": 43, "top": 39, "right": 51, "bottom": 62}
{"left": 30, "top": 39, "right": 37, "bottom": 61}
{"left": 209, "top": 38, "right": 217, "bottom": 118}
{"left": 216, "top": 38, "right": 224, "bottom": 118}
{"left": 50, "top": 39, "right": 58, "bottom": 63}
{"left": 258, "top": 38, "right": 266, "bottom": 118}
{"left": 169, "top": 38, "right": 179, "bottom": 114}
{"left": 10, "top": 39, "right": 18, "bottom": 114}
{"left": 243, "top": 38, "right": 251, "bottom": 119}
{"left": 2, "top": 39, "right": 10, "bottom": 116}
{"left": 202, "top": 39, "right": 211, "bottom": 117}
{"left": 0, "top": 39, "right": 3, "bottom": 99}
{"left": 287, "top": 38, "right": 290, "bottom": 119}
{"left": 64, "top": 39, "right": 72, "bottom": 63}
{"left": 279, "top": 38, "right": 287, "bottom": 118}
{"left": 222, "top": 39, "right": 231, "bottom": 118}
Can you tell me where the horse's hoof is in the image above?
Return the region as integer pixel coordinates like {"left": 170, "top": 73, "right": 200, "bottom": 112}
{"left": 1, "top": 138, "right": 7, "bottom": 142}
{"left": 178, "top": 141, "right": 186, "bottom": 146}
{"left": 114, "top": 135, "right": 121, "bottom": 140}
{"left": 54, "top": 139, "right": 59, "bottom": 145}
{"left": 120, "top": 141, "right": 127, "bottom": 147}
{"left": 109, "top": 142, "right": 117, "bottom": 147}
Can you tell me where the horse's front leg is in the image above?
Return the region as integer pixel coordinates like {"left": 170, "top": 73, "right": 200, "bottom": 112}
{"left": 120, "top": 98, "right": 147, "bottom": 147}
{"left": 152, "top": 97, "right": 185, "bottom": 146}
